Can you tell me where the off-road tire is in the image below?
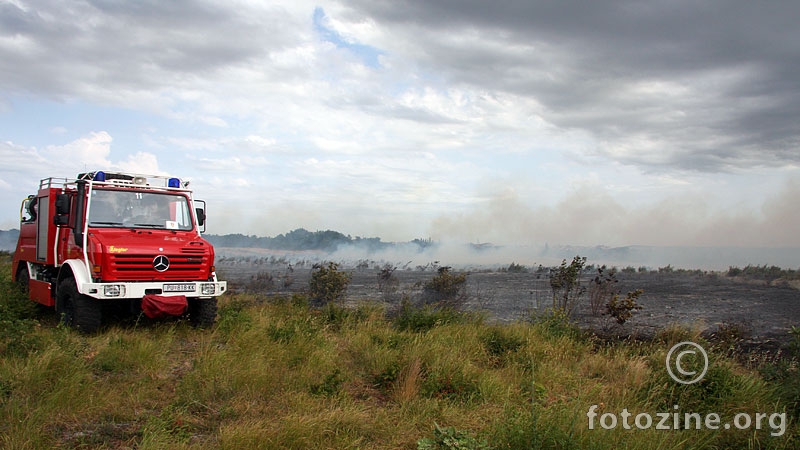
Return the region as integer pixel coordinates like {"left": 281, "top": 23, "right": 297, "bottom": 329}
{"left": 57, "top": 278, "right": 102, "bottom": 333}
{"left": 188, "top": 298, "right": 217, "bottom": 328}
{"left": 16, "top": 266, "right": 30, "bottom": 295}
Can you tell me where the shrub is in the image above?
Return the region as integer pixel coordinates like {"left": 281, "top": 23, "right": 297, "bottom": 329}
{"left": 658, "top": 264, "right": 674, "bottom": 273}
{"left": 727, "top": 264, "right": 798, "bottom": 282}
{"left": 710, "top": 321, "right": 752, "bottom": 354}
{"left": 504, "top": 262, "right": 528, "bottom": 273}
{"left": 605, "top": 289, "right": 643, "bottom": 325}
{"left": 377, "top": 264, "right": 400, "bottom": 301}
{"left": 308, "top": 262, "right": 352, "bottom": 306}
{"left": 423, "top": 267, "right": 467, "bottom": 307}
{"left": 588, "top": 266, "right": 619, "bottom": 316}
{"left": 549, "top": 256, "right": 586, "bottom": 315}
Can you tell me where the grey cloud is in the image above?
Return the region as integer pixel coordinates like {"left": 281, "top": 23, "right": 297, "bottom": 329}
{"left": 345, "top": 0, "right": 800, "bottom": 172}
{"left": 0, "top": 0, "right": 296, "bottom": 97}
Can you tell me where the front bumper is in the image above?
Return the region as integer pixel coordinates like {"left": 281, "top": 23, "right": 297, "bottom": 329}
{"left": 79, "top": 280, "right": 227, "bottom": 299}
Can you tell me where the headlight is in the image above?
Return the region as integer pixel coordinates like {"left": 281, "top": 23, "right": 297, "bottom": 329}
{"left": 104, "top": 285, "right": 125, "bottom": 297}
{"left": 200, "top": 283, "right": 216, "bottom": 295}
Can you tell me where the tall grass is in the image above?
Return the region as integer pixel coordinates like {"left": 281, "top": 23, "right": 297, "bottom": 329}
{"left": 0, "top": 255, "right": 797, "bottom": 448}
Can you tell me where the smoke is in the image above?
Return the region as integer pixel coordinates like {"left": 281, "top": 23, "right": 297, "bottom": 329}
{"left": 209, "top": 177, "right": 800, "bottom": 271}
{"left": 429, "top": 179, "right": 800, "bottom": 249}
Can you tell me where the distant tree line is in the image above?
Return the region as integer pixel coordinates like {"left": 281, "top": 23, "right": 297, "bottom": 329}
{"left": 205, "top": 228, "right": 392, "bottom": 252}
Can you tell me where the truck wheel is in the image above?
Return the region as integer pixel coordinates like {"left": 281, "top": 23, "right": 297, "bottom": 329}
{"left": 188, "top": 298, "right": 217, "bottom": 328}
{"left": 57, "top": 278, "right": 102, "bottom": 333}
{"left": 16, "top": 267, "right": 30, "bottom": 295}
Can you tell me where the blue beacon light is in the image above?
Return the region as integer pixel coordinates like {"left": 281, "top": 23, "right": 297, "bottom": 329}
{"left": 94, "top": 171, "right": 106, "bottom": 182}
{"left": 168, "top": 178, "right": 181, "bottom": 188}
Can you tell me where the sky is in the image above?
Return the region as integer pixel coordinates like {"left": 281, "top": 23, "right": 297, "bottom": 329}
{"left": 1, "top": 0, "right": 800, "bottom": 253}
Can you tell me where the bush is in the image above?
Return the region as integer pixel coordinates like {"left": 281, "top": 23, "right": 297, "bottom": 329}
{"left": 423, "top": 267, "right": 467, "bottom": 307}
{"left": 377, "top": 264, "right": 400, "bottom": 301}
{"left": 504, "top": 262, "right": 528, "bottom": 273}
{"left": 727, "top": 264, "right": 798, "bottom": 282}
{"left": 588, "top": 266, "right": 619, "bottom": 316}
{"left": 549, "top": 256, "right": 586, "bottom": 315}
{"left": 308, "top": 262, "right": 352, "bottom": 306}
{"left": 605, "top": 289, "right": 643, "bottom": 325}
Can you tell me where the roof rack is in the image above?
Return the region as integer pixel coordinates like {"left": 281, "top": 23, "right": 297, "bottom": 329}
{"left": 77, "top": 171, "right": 189, "bottom": 191}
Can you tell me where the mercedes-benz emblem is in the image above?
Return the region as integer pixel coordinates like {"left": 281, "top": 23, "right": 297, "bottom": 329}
{"left": 153, "top": 255, "right": 170, "bottom": 272}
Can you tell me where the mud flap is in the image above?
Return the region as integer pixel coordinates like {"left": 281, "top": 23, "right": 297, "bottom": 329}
{"left": 141, "top": 294, "right": 188, "bottom": 319}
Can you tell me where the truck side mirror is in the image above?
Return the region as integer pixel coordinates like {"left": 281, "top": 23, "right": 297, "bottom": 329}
{"left": 196, "top": 208, "right": 206, "bottom": 227}
{"left": 194, "top": 200, "right": 206, "bottom": 233}
{"left": 54, "top": 194, "right": 71, "bottom": 226}
{"left": 55, "top": 194, "right": 71, "bottom": 215}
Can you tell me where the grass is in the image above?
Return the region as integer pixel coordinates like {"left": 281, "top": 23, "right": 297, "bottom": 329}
{"left": 0, "top": 253, "right": 798, "bottom": 448}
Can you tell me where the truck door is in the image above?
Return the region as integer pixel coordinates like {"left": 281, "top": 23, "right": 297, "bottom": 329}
{"left": 36, "top": 195, "right": 49, "bottom": 261}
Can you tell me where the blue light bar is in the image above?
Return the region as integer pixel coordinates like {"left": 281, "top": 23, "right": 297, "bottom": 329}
{"left": 94, "top": 171, "right": 106, "bottom": 182}
{"left": 168, "top": 178, "right": 181, "bottom": 188}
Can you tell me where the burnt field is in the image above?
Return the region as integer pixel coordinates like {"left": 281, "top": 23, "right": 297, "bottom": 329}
{"left": 217, "top": 252, "right": 800, "bottom": 347}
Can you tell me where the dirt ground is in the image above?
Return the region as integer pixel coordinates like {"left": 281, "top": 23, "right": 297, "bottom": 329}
{"left": 218, "top": 258, "right": 800, "bottom": 347}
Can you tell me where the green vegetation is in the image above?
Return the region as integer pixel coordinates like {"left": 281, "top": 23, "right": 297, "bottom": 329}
{"left": 308, "top": 261, "right": 352, "bottom": 306}
{"left": 604, "top": 289, "right": 644, "bottom": 325}
{"left": 1, "top": 254, "right": 798, "bottom": 448}
{"left": 423, "top": 266, "right": 468, "bottom": 307}
{"left": 727, "top": 265, "right": 800, "bottom": 283}
{"left": 549, "top": 255, "right": 587, "bottom": 315}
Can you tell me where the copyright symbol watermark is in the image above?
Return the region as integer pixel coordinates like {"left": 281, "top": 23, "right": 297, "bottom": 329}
{"left": 666, "top": 341, "right": 708, "bottom": 385}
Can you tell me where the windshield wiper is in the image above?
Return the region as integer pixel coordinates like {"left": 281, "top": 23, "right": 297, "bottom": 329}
{"left": 132, "top": 223, "right": 166, "bottom": 228}
{"left": 89, "top": 221, "right": 125, "bottom": 227}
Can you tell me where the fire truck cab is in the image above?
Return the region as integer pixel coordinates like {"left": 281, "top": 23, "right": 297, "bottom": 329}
{"left": 11, "top": 171, "right": 226, "bottom": 332}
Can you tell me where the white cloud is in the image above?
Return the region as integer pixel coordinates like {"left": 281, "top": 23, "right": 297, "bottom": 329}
{"left": 0, "top": 133, "right": 164, "bottom": 227}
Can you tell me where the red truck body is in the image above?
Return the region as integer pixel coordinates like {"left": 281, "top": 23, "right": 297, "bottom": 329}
{"left": 11, "top": 171, "right": 226, "bottom": 331}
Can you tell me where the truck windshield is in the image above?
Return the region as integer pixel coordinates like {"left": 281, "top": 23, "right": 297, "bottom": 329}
{"left": 87, "top": 189, "right": 194, "bottom": 231}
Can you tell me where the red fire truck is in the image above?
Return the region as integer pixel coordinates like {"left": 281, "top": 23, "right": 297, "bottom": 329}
{"left": 11, "top": 171, "right": 227, "bottom": 332}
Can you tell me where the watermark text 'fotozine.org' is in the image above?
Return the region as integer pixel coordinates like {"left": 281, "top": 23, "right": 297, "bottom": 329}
{"left": 585, "top": 341, "right": 787, "bottom": 437}
{"left": 586, "top": 405, "right": 787, "bottom": 437}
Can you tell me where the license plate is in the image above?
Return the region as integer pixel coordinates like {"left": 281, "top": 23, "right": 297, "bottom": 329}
{"left": 163, "top": 283, "right": 196, "bottom": 293}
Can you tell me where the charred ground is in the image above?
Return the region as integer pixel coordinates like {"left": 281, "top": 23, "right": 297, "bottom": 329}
{"left": 218, "top": 254, "right": 800, "bottom": 348}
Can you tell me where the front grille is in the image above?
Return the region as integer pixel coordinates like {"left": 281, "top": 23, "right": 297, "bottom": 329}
{"left": 108, "top": 252, "right": 208, "bottom": 280}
